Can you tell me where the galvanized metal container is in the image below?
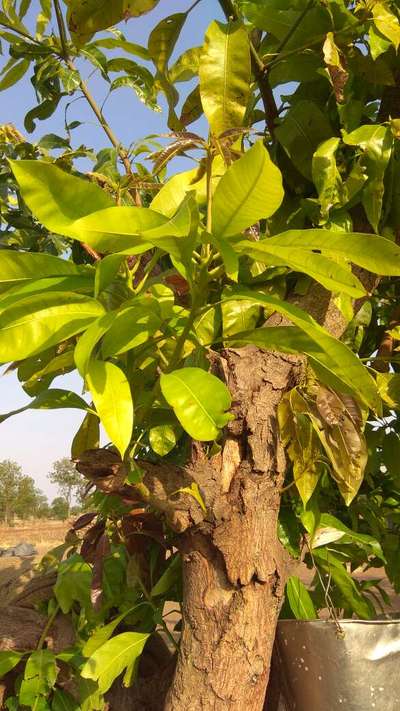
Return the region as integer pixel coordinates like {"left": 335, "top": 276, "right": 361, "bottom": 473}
{"left": 275, "top": 618, "right": 400, "bottom": 710}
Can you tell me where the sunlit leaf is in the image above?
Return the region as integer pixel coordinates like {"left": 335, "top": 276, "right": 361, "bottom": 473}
{"left": 81, "top": 631, "right": 149, "bottom": 693}
{"left": 212, "top": 142, "right": 284, "bottom": 237}
{"left": 86, "top": 360, "right": 134, "bottom": 458}
{"left": 0, "top": 292, "right": 104, "bottom": 363}
{"left": 160, "top": 367, "right": 232, "bottom": 441}
{"left": 199, "top": 19, "right": 251, "bottom": 136}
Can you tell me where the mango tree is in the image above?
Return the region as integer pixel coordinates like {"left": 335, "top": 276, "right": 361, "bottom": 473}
{"left": 1, "top": 0, "right": 400, "bottom": 709}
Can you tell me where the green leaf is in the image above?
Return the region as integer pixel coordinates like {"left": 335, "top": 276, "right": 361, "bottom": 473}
{"left": 0, "top": 651, "right": 22, "bottom": 676}
{"left": 238, "top": 229, "right": 400, "bottom": 284}
{"left": 83, "top": 607, "right": 137, "bottom": 657}
{"left": 275, "top": 100, "right": 333, "bottom": 180}
{"left": 224, "top": 288, "right": 379, "bottom": 411}
{"left": 81, "top": 631, "right": 149, "bottom": 694}
{"left": 221, "top": 296, "right": 260, "bottom": 338}
{"left": 68, "top": 206, "right": 168, "bottom": 253}
{"left": 312, "top": 137, "right": 343, "bottom": 216}
{"left": 169, "top": 46, "right": 201, "bottom": 83}
{"left": 22, "top": 650, "right": 57, "bottom": 704}
{"left": 199, "top": 20, "right": 251, "bottom": 136}
{"left": 212, "top": 142, "right": 284, "bottom": 237}
{"left": 101, "top": 306, "right": 161, "bottom": 358}
{"left": 148, "top": 13, "right": 187, "bottom": 73}
{"left": 286, "top": 576, "right": 317, "bottom": 620}
{"left": 313, "top": 548, "right": 372, "bottom": 619}
{"left": 92, "top": 37, "right": 150, "bottom": 60}
{"left": 66, "top": 0, "right": 160, "bottom": 45}
{"left": 139, "top": 193, "right": 199, "bottom": 267}
{"left": 372, "top": 3, "right": 400, "bottom": 50}
{"left": 71, "top": 412, "right": 100, "bottom": 459}
{"left": 0, "top": 388, "right": 90, "bottom": 424}
{"left": 74, "top": 312, "right": 117, "bottom": 377}
{"left": 10, "top": 160, "right": 114, "bottom": 239}
{"left": 54, "top": 554, "right": 92, "bottom": 613}
{"left": 86, "top": 360, "right": 134, "bottom": 458}
{"left": 343, "top": 125, "right": 393, "bottom": 232}
{"left": 149, "top": 423, "right": 178, "bottom": 456}
{"left": 278, "top": 393, "right": 322, "bottom": 505}
{"left": 0, "top": 58, "right": 29, "bottom": 90}
{"left": 312, "top": 513, "right": 385, "bottom": 561}
{"left": 0, "top": 276, "right": 94, "bottom": 311}
{"left": 0, "top": 250, "right": 84, "bottom": 288}
{"left": 160, "top": 367, "right": 232, "bottom": 441}
{"left": 151, "top": 554, "right": 181, "bottom": 597}
{"left": 95, "top": 254, "right": 125, "bottom": 297}
{"left": 150, "top": 168, "right": 206, "bottom": 218}
{"left": 0, "top": 292, "right": 105, "bottom": 363}
{"left": 52, "top": 689, "right": 80, "bottom": 711}
{"left": 377, "top": 372, "right": 400, "bottom": 409}
{"left": 235, "top": 240, "right": 365, "bottom": 297}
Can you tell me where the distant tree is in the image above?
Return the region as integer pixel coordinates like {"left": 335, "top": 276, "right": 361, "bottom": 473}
{"left": 49, "top": 458, "right": 85, "bottom": 515}
{"left": 0, "top": 461, "right": 49, "bottom": 522}
{"left": 0, "top": 460, "right": 21, "bottom": 524}
{"left": 70, "top": 505, "right": 83, "bottom": 517}
{"left": 50, "top": 497, "right": 69, "bottom": 521}
{"left": 37, "top": 499, "right": 51, "bottom": 519}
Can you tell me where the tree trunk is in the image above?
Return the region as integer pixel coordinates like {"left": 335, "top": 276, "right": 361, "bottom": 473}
{"left": 165, "top": 348, "right": 303, "bottom": 710}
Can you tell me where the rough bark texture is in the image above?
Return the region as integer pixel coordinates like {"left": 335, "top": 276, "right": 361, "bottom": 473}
{"left": 164, "top": 348, "right": 303, "bottom": 711}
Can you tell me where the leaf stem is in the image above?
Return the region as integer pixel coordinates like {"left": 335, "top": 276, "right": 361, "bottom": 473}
{"left": 37, "top": 603, "right": 60, "bottom": 651}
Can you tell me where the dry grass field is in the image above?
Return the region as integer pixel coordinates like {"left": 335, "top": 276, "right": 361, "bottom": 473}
{"left": 0, "top": 519, "right": 70, "bottom": 551}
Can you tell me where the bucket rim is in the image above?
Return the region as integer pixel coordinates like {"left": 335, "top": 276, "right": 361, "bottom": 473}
{"left": 278, "top": 618, "right": 400, "bottom": 626}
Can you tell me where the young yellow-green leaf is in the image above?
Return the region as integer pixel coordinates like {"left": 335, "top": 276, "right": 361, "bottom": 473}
{"left": 150, "top": 168, "right": 207, "bottom": 218}
{"left": 343, "top": 125, "right": 393, "bottom": 232}
{"left": 81, "top": 631, "right": 149, "bottom": 694}
{"left": 376, "top": 372, "right": 400, "bottom": 409}
{"left": 286, "top": 576, "right": 317, "bottom": 620}
{"left": 74, "top": 311, "right": 117, "bottom": 377}
{"left": 160, "top": 367, "right": 232, "bottom": 441}
{"left": 372, "top": 3, "right": 400, "bottom": 50}
{"left": 86, "top": 360, "right": 133, "bottom": 458}
{"left": 169, "top": 46, "right": 202, "bottom": 83}
{"left": 71, "top": 412, "right": 100, "bottom": 460}
{"left": 148, "top": 13, "right": 187, "bottom": 73}
{"left": 101, "top": 306, "right": 161, "bottom": 358}
{"left": 95, "top": 254, "right": 125, "bottom": 297}
{"left": 70, "top": 206, "right": 168, "bottom": 253}
{"left": 312, "top": 137, "right": 343, "bottom": 216}
{"left": 212, "top": 142, "right": 284, "bottom": 237}
{"left": 66, "top": 0, "right": 160, "bottom": 45}
{"left": 0, "top": 250, "right": 83, "bottom": 288}
{"left": 10, "top": 159, "right": 114, "bottom": 238}
{"left": 83, "top": 607, "right": 138, "bottom": 657}
{"left": 0, "top": 292, "right": 105, "bottom": 363}
{"left": 263, "top": 229, "right": 400, "bottom": 276}
{"left": 234, "top": 239, "right": 366, "bottom": 297}
{"left": 149, "top": 423, "right": 177, "bottom": 456}
{"left": 199, "top": 20, "right": 251, "bottom": 136}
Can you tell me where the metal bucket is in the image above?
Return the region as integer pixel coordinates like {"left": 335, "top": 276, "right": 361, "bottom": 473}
{"left": 274, "top": 619, "right": 400, "bottom": 710}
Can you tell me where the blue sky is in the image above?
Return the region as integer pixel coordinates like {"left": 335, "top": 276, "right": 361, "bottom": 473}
{"left": 0, "top": 0, "right": 223, "bottom": 499}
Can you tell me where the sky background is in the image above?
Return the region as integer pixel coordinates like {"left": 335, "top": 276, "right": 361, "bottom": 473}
{"left": 0, "top": 0, "right": 223, "bottom": 499}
